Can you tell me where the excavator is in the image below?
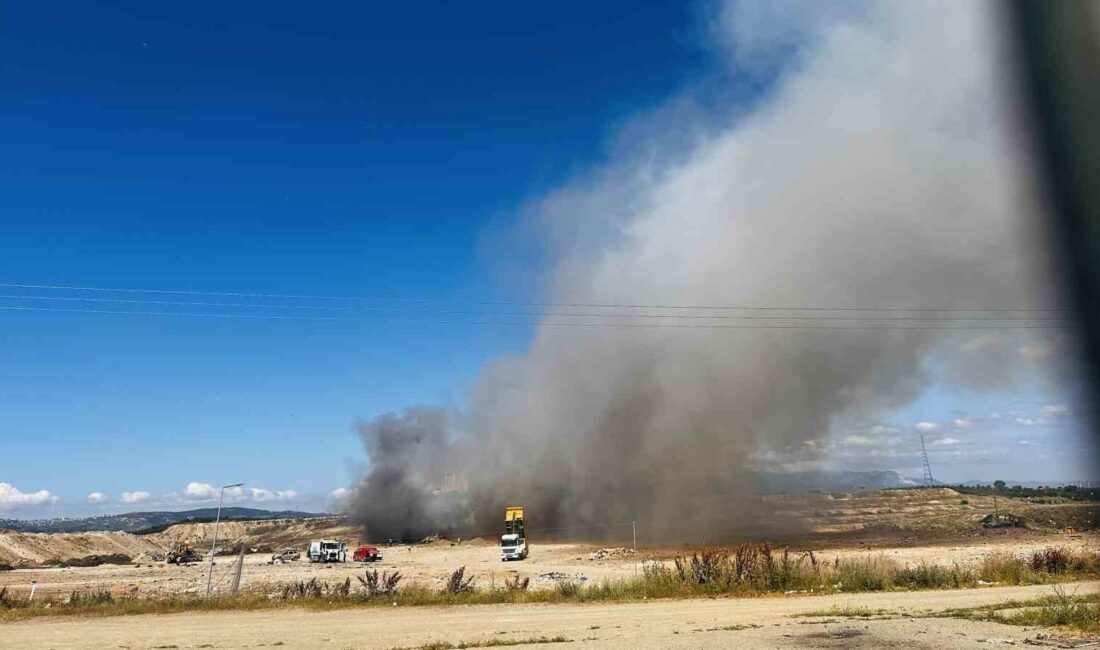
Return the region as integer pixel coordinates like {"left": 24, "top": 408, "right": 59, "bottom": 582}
{"left": 500, "top": 506, "right": 528, "bottom": 561}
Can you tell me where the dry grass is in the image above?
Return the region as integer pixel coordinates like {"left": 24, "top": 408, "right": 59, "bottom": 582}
{"left": 503, "top": 575, "right": 530, "bottom": 592}
{"left": 794, "top": 605, "right": 898, "bottom": 618}
{"left": 942, "top": 586, "right": 1100, "bottom": 633}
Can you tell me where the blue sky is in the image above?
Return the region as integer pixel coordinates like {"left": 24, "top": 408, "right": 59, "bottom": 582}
{"left": 0, "top": 0, "right": 715, "bottom": 516}
{"left": 0, "top": 1, "right": 1092, "bottom": 518}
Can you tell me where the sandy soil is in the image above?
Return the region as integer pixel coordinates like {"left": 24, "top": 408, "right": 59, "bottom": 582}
{"left": 0, "top": 531, "right": 165, "bottom": 567}
{"left": 0, "top": 541, "right": 641, "bottom": 598}
{"left": 3, "top": 580, "right": 1097, "bottom": 649}
{"left": 3, "top": 533, "right": 1098, "bottom": 600}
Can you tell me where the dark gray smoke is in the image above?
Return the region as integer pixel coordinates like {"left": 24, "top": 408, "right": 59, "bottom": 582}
{"left": 347, "top": 1, "right": 1067, "bottom": 541}
{"left": 347, "top": 407, "right": 468, "bottom": 540}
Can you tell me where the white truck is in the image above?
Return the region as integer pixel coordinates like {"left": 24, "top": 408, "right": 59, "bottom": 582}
{"left": 307, "top": 539, "right": 347, "bottom": 563}
{"left": 500, "top": 506, "right": 529, "bottom": 561}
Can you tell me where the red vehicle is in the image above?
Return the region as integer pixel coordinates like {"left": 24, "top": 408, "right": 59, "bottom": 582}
{"left": 353, "top": 545, "right": 383, "bottom": 562}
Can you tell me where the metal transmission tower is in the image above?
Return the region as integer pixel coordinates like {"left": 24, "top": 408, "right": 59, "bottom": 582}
{"left": 919, "top": 432, "right": 935, "bottom": 487}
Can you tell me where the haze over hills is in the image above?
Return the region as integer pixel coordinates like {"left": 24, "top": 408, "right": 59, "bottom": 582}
{"left": 759, "top": 470, "right": 917, "bottom": 494}
{"left": 0, "top": 507, "right": 327, "bottom": 534}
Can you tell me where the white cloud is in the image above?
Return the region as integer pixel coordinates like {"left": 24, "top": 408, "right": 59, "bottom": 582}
{"left": 175, "top": 483, "right": 298, "bottom": 504}
{"left": 841, "top": 435, "right": 875, "bottom": 446}
{"left": 932, "top": 437, "right": 963, "bottom": 446}
{"left": 245, "top": 488, "right": 298, "bottom": 502}
{"left": 953, "top": 418, "right": 972, "bottom": 428}
{"left": 1040, "top": 404, "right": 1068, "bottom": 416}
{"left": 0, "top": 482, "right": 58, "bottom": 511}
{"left": 86, "top": 492, "right": 107, "bottom": 504}
{"left": 183, "top": 482, "right": 217, "bottom": 501}
{"left": 914, "top": 422, "right": 938, "bottom": 433}
{"left": 121, "top": 490, "right": 151, "bottom": 504}
{"left": 871, "top": 425, "right": 900, "bottom": 435}
{"left": 1015, "top": 417, "right": 1043, "bottom": 427}
{"left": 330, "top": 487, "right": 350, "bottom": 500}
{"left": 1018, "top": 440, "right": 1038, "bottom": 446}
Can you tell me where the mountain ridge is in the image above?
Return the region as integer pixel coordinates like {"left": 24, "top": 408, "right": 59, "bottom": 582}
{"left": 0, "top": 507, "right": 327, "bottom": 533}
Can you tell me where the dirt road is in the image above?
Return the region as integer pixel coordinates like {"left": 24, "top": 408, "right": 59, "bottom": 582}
{"left": 4, "top": 581, "right": 1097, "bottom": 649}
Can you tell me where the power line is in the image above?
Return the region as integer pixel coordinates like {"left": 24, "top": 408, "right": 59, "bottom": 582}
{"left": 0, "top": 305, "right": 1072, "bottom": 330}
{"left": 0, "top": 294, "right": 1070, "bottom": 322}
{"left": 0, "top": 294, "right": 358, "bottom": 312}
{"left": 0, "top": 282, "right": 1066, "bottom": 313}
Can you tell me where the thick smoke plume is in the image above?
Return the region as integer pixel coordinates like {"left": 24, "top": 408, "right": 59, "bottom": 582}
{"left": 348, "top": 1, "right": 1061, "bottom": 541}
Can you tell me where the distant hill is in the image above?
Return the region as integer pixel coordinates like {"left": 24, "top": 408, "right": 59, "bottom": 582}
{"left": 0, "top": 507, "right": 327, "bottom": 533}
{"left": 956, "top": 480, "right": 1100, "bottom": 489}
{"left": 760, "top": 470, "right": 916, "bottom": 493}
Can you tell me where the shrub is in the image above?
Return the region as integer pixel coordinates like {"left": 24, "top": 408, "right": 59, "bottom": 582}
{"left": 0, "top": 587, "right": 24, "bottom": 610}
{"left": 359, "top": 569, "right": 402, "bottom": 597}
{"left": 66, "top": 589, "right": 115, "bottom": 605}
{"left": 503, "top": 575, "right": 530, "bottom": 592}
{"left": 894, "top": 562, "right": 955, "bottom": 589}
{"left": 835, "top": 556, "right": 895, "bottom": 591}
{"left": 980, "top": 551, "right": 1033, "bottom": 584}
{"left": 554, "top": 579, "right": 581, "bottom": 598}
{"left": 444, "top": 566, "right": 475, "bottom": 594}
{"left": 1029, "top": 548, "right": 1072, "bottom": 574}
{"left": 675, "top": 549, "right": 730, "bottom": 587}
{"left": 279, "top": 580, "right": 347, "bottom": 598}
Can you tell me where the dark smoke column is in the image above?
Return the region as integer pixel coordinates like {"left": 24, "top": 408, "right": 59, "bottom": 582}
{"left": 347, "top": 406, "right": 467, "bottom": 541}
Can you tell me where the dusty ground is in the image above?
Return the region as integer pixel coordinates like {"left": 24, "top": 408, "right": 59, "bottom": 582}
{"left": 3, "top": 533, "right": 1099, "bottom": 600}
{"left": 0, "top": 541, "right": 643, "bottom": 598}
{"left": 3, "top": 580, "right": 1098, "bottom": 649}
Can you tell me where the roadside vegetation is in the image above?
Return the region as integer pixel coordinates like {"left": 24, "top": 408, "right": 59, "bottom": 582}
{"left": 939, "top": 586, "right": 1100, "bottom": 634}
{"left": 2, "top": 545, "right": 1098, "bottom": 622}
{"left": 793, "top": 605, "right": 898, "bottom": 618}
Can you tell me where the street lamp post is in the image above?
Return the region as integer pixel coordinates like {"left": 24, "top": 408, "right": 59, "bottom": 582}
{"left": 206, "top": 483, "right": 243, "bottom": 596}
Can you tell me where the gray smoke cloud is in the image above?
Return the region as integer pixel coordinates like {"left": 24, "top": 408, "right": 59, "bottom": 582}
{"left": 348, "top": 0, "right": 1066, "bottom": 541}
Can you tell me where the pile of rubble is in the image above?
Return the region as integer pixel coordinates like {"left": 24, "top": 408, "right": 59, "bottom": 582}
{"left": 57, "top": 553, "right": 132, "bottom": 568}
{"left": 536, "top": 571, "right": 588, "bottom": 583}
{"left": 587, "top": 547, "right": 636, "bottom": 561}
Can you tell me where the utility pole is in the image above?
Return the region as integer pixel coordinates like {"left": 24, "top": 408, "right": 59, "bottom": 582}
{"left": 206, "top": 482, "right": 243, "bottom": 597}
{"left": 632, "top": 520, "right": 637, "bottom": 553}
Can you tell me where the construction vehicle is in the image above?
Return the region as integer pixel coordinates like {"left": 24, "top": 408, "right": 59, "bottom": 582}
{"left": 500, "top": 506, "right": 528, "bottom": 561}
{"left": 307, "top": 539, "right": 348, "bottom": 563}
{"left": 164, "top": 542, "right": 201, "bottom": 565}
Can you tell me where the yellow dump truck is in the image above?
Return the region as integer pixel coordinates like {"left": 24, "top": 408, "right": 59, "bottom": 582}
{"left": 500, "top": 506, "right": 528, "bottom": 561}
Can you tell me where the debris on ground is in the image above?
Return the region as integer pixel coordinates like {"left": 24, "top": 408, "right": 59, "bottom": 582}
{"left": 981, "top": 513, "right": 1026, "bottom": 529}
{"left": 536, "top": 572, "right": 587, "bottom": 583}
{"left": 587, "top": 547, "right": 636, "bottom": 561}
{"left": 1023, "top": 633, "right": 1100, "bottom": 648}
{"left": 57, "top": 554, "right": 132, "bottom": 568}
